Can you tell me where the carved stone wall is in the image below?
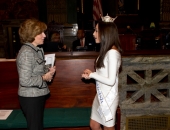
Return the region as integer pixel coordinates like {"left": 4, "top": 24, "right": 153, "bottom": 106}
{"left": 119, "top": 55, "right": 170, "bottom": 130}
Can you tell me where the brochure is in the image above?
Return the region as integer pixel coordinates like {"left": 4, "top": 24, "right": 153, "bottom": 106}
{"left": 45, "top": 53, "right": 55, "bottom": 67}
{"left": 0, "top": 110, "right": 13, "bottom": 120}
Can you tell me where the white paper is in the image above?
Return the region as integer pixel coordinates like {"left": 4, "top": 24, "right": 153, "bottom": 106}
{"left": 45, "top": 54, "right": 55, "bottom": 67}
{"left": 0, "top": 110, "right": 13, "bottom": 120}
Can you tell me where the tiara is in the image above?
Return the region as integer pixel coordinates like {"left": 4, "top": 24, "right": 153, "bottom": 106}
{"left": 101, "top": 14, "right": 117, "bottom": 22}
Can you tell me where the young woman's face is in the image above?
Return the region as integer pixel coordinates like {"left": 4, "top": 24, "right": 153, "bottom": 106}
{"left": 93, "top": 24, "right": 100, "bottom": 43}
{"left": 32, "top": 32, "right": 46, "bottom": 46}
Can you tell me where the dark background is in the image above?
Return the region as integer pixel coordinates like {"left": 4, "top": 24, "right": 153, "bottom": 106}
{"left": 37, "top": 0, "right": 160, "bottom": 30}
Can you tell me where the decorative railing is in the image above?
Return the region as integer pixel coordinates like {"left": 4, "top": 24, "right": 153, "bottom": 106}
{"left": 119, "top": 55, "right": 170, "bottom": 130}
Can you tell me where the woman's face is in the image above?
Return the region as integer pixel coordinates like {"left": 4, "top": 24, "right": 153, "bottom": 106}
{"left": 93, "top": 24, "right": 100, "bottom": 43}
{"left": 32, "top": 32, "right": 46, "bottom": 46}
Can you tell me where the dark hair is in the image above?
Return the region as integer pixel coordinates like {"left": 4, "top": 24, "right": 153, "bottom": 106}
{"left": 96, "top": 21, "right": 122, "bottom": 69}
{"left": 19, "top": 18, "right": 47, "bottom": 44}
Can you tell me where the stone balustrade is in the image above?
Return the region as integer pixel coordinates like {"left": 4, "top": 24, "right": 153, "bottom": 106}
{"left": 119, "top": 55, "right": 170, "bottom": 130}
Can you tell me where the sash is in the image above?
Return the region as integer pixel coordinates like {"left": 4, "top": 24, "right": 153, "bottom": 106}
{"left": 96, "top": 82, "right": 117, "bottom": 122}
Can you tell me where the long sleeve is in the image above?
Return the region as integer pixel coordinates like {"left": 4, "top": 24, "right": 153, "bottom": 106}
{"left": 18, "top": 50, "right": 43, "bottom": 88}
{"left": 89, "top": 50, "right": 121, "bottom": 86}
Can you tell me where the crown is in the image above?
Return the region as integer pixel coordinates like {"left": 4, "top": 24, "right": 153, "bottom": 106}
{"left": 101, "top": 14, "right": 117, "bottom": 22}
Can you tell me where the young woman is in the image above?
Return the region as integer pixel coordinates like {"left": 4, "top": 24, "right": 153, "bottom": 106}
{"left": 16, "top": 18, "right": 56, "bottom": 130}
{"left": 82, "top": 15, "right": 122, "bottom": 130}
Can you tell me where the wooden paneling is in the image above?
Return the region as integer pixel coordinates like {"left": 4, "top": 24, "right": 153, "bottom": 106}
{"left": 46, "top": 59, "right": 96, "bottom": 108}
{"left": 0, "top": 61, "right": 19, "bottom": 109}
{"left": 119, "top": 34, "right": 137, "bottom": 51}
{"left": 0, "top": 58, "right": 96, "bottom": 109}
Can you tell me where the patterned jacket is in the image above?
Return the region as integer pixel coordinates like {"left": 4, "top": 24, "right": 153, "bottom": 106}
{"left": 16, "top": 43, "right": 50, "bottom": 97}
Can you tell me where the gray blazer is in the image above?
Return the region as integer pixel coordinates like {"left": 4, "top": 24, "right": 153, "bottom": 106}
{"left": 16, "top": 43, "right": 50, "bottom": 97}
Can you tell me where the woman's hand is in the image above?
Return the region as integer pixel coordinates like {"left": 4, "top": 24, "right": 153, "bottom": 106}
{"left": 82, "top": 69, "right": 92, "bottom": 79}
{"left": 42, "top": 72, "right": 53, "bottom": 82}
{"left": 43, "top": 66, "right": 56, "bottom": 82}
{"left": 49, "top": 66, "right": 56, "bottom": 76}
{"left": 84, "top": 69, "right": 92, "bottom": 75}
{"left": 63, "top": 45, "right": 67, "bottom": 49}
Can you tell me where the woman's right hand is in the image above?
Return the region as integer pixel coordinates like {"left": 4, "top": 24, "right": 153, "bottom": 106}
{"left": 63, "top": 45, "right": 67, "bottom": 49}
{"left": 82, "top": 69, "right": 92, "bottom": 79}
{"left": 82, "top": 73, "right": 90, "bottom": 79}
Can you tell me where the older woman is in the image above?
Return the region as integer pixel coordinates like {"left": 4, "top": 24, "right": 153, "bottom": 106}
{"left": 16, "top": 18, "right": 56, "bottom": 130}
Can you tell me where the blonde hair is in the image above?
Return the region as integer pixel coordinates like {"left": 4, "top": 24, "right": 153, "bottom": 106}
{"left": 50, "top": 32, "right": 61, "bottom": 42}
{"left": 19, "top": 18, "right": 47, "bottom": 44}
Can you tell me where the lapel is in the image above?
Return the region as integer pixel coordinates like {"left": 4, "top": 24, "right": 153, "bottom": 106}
{"left": 24, "top": 43, "right": 45, "bottom": 60}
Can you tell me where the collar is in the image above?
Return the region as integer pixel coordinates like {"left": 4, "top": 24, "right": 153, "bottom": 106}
{"left": 25, "top": 43, "right": 42, "bottom": 52}
{"left": 24, "top": 43, "right": 44, "bottom": 60}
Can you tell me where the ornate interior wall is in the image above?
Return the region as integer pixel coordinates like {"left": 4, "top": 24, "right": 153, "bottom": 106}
{"left": 0, "top": 0, "right": 38, "bottom": 20}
